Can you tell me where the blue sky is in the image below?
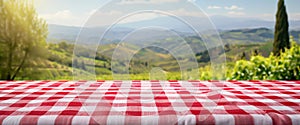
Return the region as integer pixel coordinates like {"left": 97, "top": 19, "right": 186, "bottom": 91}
{"left": 34, "top": 0, "right": 300, "bottom": 26}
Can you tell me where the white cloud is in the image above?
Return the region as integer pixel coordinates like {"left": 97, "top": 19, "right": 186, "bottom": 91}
{"left": 225, "top": 5, "right": 243, "bottom": 10}
{"left": 208, "top": 6, "right": 221, "bottom": 9}
{"left": 118, "top": 0, "right": 179, "bottom": 4}
{"left": 169, "top": 8, "right": 205, "bottom": 17}
{"left": 41, "top": 10, "right": 73, "bottom": 20}
{"left": 40, "top": 10, "right": 84, "bottom": 26}
{"left": 40, "top": 9, "right": 120, "bottom": 27}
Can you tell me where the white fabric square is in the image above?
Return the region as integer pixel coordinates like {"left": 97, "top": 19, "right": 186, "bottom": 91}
{"left": 177, "top": 115, "right": 196, "bottom": 125}
{"left": 0, "top": 106, "right": 6, "bottom": 110}
{"left": 18, "top": 107, "right": 36, "bottom": 111}
{"left": 79, "top": 106, "right": 89, "bottom": 112}
{"left": 287, "top": 115, "right": 300, "bottom": 125}
{"left": 26, "top": 89, "right": 39, "bottom": 93}
{"left": 2, "top": 115, "right": 23, "bottom": 125}
{"left": 277, "top": 87, "right": 291, "bottom": 90}
{"left": 49, "top": 106, "right": 67, "bottom": 111}
{"left": 287, "top": 99, "right": 300, "bottom": 103}
{"left": 81, "top": 106, "right": 97, "bottom": 112}
{"left": 37, "top": 115, "right": 57, "bottom": 125}
{"left": 256, "top": 99, "right": 276, "bottom": 103}
{"left": 196, "top": 98, "right": 215, "bottom": 103}
{"left": 270, "top": 106, "right": 293, "bottom": 110}
{"left": 39, "top": 94, "right": 54, "bottom": 98}
{"left": 64, "top": 94, "right": 76, "bottom": 98}
{"left": 115, "top": 94, "right": 126, "bottom": 97}
{"left": 112, "top": 99, "right": 126, "bottom": 103}
{"left": 140, "top": 93, "right": 154, "bottom": 98}
{"left": 3, "top": 90, "right": 14, "bottom": 93}
{"left": 84, "top": 98, "right": 101, "bottom": 103}
{"left": 206, "top": 106, "right": 224, "bottom": 110}
{"left": 28, "top": 99, "right": 46, "bottom": 104}
{"left": 243, "top": 94, "right": 262, "bottom": 97}
{"left": 141, "top": 106, "right": 157, "bottom": 112}
{"left": 111, "top": 106, "right": 127, "bottom": 112}
{"left": 107, "top": 115, "right": 125, "bottom": 125}
{"left": 48, "top": 90, "right": 60, "bottom": 92}
{"left": 273, "top": 94, "right": 290, "bottom": 97}
{"left": 57, "top": 97, "right": 74, "bottom": 103}
{"left": 1, "top": 99, "right": 19, "bottom": 103}
{"left": 221, "top": 91, "right": 235, "bottom": 96}
{"left": 213, "top": 114, "right": 235, "bottom": 125}
{"left": 141, "top": 116, "right": 159, "bottom": 125}
{"left": 15, "top": 94, "right": 29, "bottom": 98}
{"left": 289, "top": 90, "right": 300, "bottom": 93}
{"left": 238, "top": 105, "right": 259, "bottom": 110}
{"left": 225, "top": 97, "right": 246, "bottom": 102}
{"left": 251, "top": 114, "right": 272, "bottom": 125}
{"left": 72, "top": 116, "right": 90, "bottom": 125}
{"left": 263, "top": 90, "right": 278, "bottom": 93}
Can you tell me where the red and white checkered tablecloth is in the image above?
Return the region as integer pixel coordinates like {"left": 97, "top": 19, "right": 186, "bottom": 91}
{"left": 0, "top": 80, "right": 300, "bottom": 125}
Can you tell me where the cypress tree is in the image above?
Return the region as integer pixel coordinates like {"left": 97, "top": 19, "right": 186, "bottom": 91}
{"left": 273, "top": 0, "right": 290, "bottom": 56}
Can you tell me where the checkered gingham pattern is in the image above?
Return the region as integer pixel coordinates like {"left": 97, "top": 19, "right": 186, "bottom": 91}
{"left": 0, "top": 80, "right": 300, "bottom": 125}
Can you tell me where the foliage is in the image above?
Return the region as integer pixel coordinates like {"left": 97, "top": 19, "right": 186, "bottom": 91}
{"left": 230, "top": 41, "right": 300, "bottom": 80}
{"left": 0, "top": 0, "right": 48, "bottom": 80}
{"left": 199, "top": 66, "right": 212, "bottom": 80}
{"left": 273, "top": 0, "right": 290, "bottom": 56}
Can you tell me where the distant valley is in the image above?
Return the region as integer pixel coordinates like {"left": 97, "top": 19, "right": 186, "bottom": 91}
{"left": 41, "top": 16, "right": 300, "bottom": 80}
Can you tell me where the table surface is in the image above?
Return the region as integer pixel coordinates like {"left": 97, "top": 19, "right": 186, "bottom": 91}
{"left": 0, "top": 80, "right": 299, "bottom": 125}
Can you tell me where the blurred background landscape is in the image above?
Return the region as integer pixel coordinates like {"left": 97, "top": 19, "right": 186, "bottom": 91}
{"left": 0, "top": 0, "right": 299, "bottom": 80}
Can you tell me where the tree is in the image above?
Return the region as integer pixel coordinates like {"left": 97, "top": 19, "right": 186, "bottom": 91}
{"left": 253, "top": 49, "right": 259, "bottom": 56}
{"left": 81, "top": 61, "right": 86, "bottom": 70}
{"left": 273, "top": 0, "right": 290, "bottom": 56}
{"left": 73, "top": 59, "right": 79, "bottom": 68}
{"left": 0, "top": 0, "right": 48, "bottom": 80}
{"left": 224, "top": 44, "right": 230, "bottom": 52}
{"left": 241, "top": 52, "right": 246, "bottom": 60}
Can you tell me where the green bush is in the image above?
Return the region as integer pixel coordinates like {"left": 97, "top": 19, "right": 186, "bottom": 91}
{"left": 199, "top": 66, "right": 212, "bottom": 80}
{"left": 230, "top": 41, "right": 300, "bottom": 80}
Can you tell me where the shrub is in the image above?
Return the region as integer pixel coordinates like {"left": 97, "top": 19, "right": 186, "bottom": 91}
{"left": 230, "top": 40, "right": 300, "bottom": 80}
